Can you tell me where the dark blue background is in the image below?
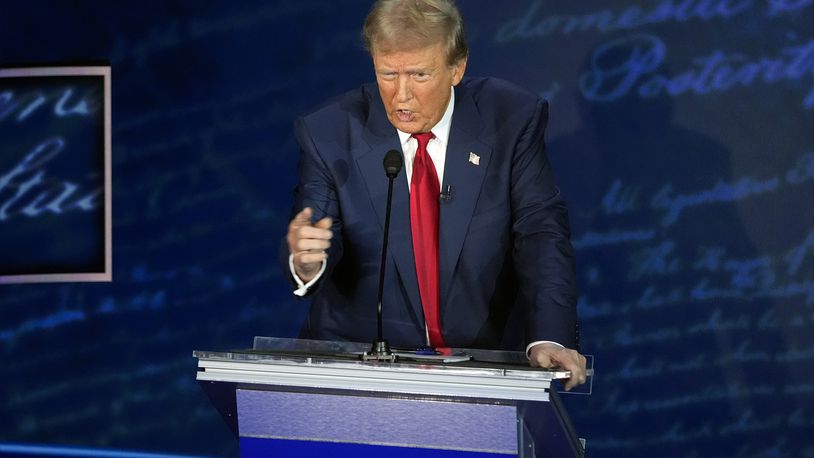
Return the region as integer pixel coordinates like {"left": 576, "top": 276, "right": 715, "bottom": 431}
{"left": 1, "top": 1, "right": 813, "bottom": 457}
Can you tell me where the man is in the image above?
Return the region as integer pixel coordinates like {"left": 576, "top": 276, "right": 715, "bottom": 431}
{"left": 282, "top": 0, "right": 586, "bottom": 389}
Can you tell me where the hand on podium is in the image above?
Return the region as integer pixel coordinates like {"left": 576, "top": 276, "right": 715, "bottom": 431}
{"left": 529, "top": 342, "right": 587, "bottom": 391}
{"left": 287, "top": 207, "right": 333, "bottom": 283}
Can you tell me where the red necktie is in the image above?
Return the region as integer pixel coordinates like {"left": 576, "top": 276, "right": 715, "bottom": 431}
{"left": 410, "top": 132, "right": 446, "bottom": 348}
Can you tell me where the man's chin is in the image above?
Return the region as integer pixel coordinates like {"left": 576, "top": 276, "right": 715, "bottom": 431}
{"left": 388, "top": 117, "right": 426, "bottom": 134}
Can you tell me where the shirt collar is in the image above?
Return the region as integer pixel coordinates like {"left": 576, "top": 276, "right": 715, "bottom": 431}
{"left": 396, "top": 86, "right": 455, "bottom": 147}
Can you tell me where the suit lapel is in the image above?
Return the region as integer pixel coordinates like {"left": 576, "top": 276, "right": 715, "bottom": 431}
{"left": 357, "top": 91, "right": 424, "bottom": 322}
{"left": 439, "top": 87, "right": 491, "bottom": 307}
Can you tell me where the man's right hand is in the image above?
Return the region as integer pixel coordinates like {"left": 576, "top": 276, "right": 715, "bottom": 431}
{"left": 287, "top": 207, "right": 333, "bottom": 283}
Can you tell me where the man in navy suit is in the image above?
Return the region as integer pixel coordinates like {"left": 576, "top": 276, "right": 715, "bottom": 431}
{"left": 283, "top": 0, "right": 586, "bottom": 389}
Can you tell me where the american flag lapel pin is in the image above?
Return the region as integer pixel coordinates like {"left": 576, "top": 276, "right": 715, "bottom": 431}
{"left": 468, "top": 152, "right": 480, "bottom": 166}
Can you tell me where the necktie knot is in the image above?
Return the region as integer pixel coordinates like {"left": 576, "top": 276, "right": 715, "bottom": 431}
{"left": 412, "top": 132, "right": 435, "bottom": 151}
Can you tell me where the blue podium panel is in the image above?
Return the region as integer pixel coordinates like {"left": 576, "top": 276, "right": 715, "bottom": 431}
{"left": 239, "top": 437, "right": 514, "bottom": 458}
{"left": 236, "top": 389, "right": 518, "bottom": 457}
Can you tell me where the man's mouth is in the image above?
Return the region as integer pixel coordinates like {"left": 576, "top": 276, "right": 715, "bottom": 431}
{"left": 395, "top": 109, "right": 415, "bottom": 122}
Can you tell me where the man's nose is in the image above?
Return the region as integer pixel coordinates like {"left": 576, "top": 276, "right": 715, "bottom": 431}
{"left": 396, "top": 75, "right": 412, "bottom": 102}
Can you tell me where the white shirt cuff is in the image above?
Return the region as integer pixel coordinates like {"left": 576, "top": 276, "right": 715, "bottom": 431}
{"left": 289, "top": 254, "right": 327, "bottom": 297}
{"left": 526, "top": 340, "right": 564, "bottom": 358}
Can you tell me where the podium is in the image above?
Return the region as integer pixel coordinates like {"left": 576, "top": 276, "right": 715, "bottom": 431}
{"left": 194, "top": 337, "right": 590, "bottom": 457}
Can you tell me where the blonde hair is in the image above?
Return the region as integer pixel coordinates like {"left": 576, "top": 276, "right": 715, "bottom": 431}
{"left": 362, "top": 0, "right": 468, "bottom": 65}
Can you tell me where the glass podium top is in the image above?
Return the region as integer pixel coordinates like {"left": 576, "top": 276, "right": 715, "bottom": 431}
{"left": 196, "top": 336, "right": 559, "bottom": 379}
{"left": 194, "top": 337, "right": 594, "bottom": 401}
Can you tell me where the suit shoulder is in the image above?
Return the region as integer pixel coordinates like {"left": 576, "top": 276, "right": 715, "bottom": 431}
{"left": 298, "top": 84, "right": 376, "bottom": 127}
{"left": 294, "top": 83, "right": 379, "bottom": 151}
{"left": 457, "top": 77, "right": 546, "bottom": 135}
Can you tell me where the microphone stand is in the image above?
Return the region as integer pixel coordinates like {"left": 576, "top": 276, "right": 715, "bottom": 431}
{"left": 364, "top": 150, "right": 402, "bottom": 361}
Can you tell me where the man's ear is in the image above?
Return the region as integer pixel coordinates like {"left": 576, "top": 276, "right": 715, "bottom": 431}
{"left": 452, "top": 56, "right": 468, "bottom": 86}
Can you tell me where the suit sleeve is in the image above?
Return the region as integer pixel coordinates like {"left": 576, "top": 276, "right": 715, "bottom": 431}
{"left": 510, "top": 99, "right": 579, "bottom": 349}
{"left": 277, "top": 116, "right": 344, "bottom": 296}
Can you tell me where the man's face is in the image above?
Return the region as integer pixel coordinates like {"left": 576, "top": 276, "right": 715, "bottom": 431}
{"left": 373, "top": 44, "right": 467, "bottom": 134}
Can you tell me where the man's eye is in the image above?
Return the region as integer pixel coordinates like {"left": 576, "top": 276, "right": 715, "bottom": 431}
{"left": 414, "top": 73, "right": 429, "bottom": 81}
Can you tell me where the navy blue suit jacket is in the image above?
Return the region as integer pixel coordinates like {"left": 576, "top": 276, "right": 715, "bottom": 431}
{"left": 283, "top": 77, "right": 578, "bottom": 350}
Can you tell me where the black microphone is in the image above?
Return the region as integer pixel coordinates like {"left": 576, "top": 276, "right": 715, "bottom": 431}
{"left": 366, "top": 149, "right": 402, "bottom": 360}
{"left": 384, "top": 149, "right": 402, "bottom": 178}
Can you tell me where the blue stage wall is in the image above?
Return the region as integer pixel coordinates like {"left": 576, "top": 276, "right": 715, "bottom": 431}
{"left": 1, "top": 1, "right": 813, "bottom": 457}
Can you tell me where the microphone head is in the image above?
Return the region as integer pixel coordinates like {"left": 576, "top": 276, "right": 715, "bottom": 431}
{"left": 383, "top": 149, "right": 403, "bottom": 178}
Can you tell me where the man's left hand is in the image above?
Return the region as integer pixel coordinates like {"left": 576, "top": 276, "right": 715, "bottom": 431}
{"left": 529, "top": 343, "right": 587, "bottom": 391}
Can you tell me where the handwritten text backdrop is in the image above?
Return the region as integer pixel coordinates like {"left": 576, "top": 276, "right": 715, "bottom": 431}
{"left": 0, "top": 1, "right": 812, "bottom": 457}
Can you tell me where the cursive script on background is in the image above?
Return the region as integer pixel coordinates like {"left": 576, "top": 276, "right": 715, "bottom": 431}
{"left": 0, "top": 138, "right": 101, "bottom": 222}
